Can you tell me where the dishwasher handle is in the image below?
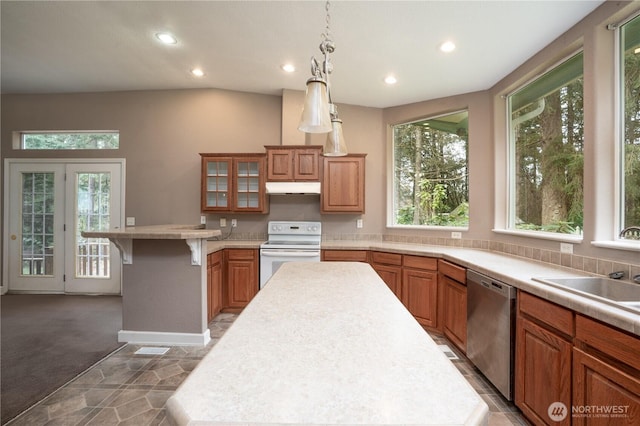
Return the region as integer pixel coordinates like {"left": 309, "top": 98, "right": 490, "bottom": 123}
{"left": 467, "top": 270, "right": 516, "bottom": 299}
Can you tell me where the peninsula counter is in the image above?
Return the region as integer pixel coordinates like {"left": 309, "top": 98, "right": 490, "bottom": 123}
{"left": 167, "top": 261, "right": 489, "bottom": 425}
{"left": 82, "top": 224, "right": 221, "bottom": 346}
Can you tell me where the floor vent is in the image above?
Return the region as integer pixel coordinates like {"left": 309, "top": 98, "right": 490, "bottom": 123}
{"left": 134, "top": 347, "right": 170, "bottom": 355}
{"left": 438, "top": 344, "right": 459, "bottom": 360}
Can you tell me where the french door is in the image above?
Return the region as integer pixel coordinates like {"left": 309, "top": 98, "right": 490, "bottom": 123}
{"left": 5, "top": 160, "right": 124, "bottom": 294}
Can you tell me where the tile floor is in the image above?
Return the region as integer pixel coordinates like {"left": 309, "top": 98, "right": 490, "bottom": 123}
{"left": 7, "top": 314, "right": 529, "bottom": 426}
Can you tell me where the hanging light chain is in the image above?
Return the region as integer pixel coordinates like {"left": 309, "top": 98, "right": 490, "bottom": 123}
{"left": 322, "top": 0, "right": 332, "bottom": 43}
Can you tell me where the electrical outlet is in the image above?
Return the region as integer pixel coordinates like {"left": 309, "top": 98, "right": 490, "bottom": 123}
{"left": 356, "top": 219, "right": 363, "bottom": 229}
{"left": 231, "top": 219, "right": 237, "bottom": 228}
{"left": 126, "top": 217, "right": 135, "bottom": 226}
{"left": 220, "top": 218, "right": 227, "bottom": 227}
{"left": 560, "top": 242, "right": 573, "bottom": 254}
{"left": 200, "top": 215, "right": 207, "bottom": 225}
{"left": 451, "top": 231, "right": 462, "bottom": 239}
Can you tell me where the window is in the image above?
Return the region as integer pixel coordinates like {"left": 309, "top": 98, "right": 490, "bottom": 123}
{"left": 508, "top": 52, "right": 584, "bottom": 235}
{"left": 620, "top": 15, "right": 640, "bottom": 241}
{"left": 391, "top": 110, "right": 469, "bottom": 227}
{"left": 21, "top": 131, "right": 119, "bottom": 150}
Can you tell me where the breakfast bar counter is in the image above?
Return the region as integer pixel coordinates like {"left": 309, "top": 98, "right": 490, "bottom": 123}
{"left": 167, "top": 261, "right": 489, "bottom": 425}
{"left": 83, "top": 224, "right": 221, "bottom": 346}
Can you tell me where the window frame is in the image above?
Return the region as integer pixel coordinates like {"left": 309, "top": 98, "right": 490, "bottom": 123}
{"left": 504, "top": 50, "right": 585, "bottom": 242}
{"left": 14, "top": 131, "right": 120, "bottom": 150}
{"left": 387, "top": 109, "right": 470, "bottom": 230}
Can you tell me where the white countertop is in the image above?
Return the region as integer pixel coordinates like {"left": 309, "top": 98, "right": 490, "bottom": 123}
{"left": 167, "top": 261, "right": 489, "bottom": 426}
{"left": 82, "top": 224, "right": 221, "bottom": 240}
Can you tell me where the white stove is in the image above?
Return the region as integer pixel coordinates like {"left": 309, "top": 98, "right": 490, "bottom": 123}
{"left": 259, "top": 221, "right": 321, "bottom": 288}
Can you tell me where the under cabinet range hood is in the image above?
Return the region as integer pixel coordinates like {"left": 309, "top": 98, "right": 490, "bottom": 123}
{"left": 265, "top": 181, "right": 321, "bottom": 195}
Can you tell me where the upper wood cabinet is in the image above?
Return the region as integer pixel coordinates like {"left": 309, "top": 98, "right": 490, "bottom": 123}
{"left": 321, "top": 154, "right": 366, "bottom": 213}
{"left": 265, "top": 145, "right": 322, "bottom": 181}
{"left": 200, "top": 154, "right": 268, "bottom": 213}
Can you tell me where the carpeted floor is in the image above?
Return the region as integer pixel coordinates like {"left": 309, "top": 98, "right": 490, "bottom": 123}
{"left": 1, "top": 294, "right": 123, "bottom": 424}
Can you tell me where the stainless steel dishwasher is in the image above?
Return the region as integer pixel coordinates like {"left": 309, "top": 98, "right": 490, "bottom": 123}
{"left": 466, "top": 269, "right": 517, "bottom": 400}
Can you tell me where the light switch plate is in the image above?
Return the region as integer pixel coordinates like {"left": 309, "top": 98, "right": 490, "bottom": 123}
{"left": 126, "top": 217, "right": 135, "bottom": 226}
{"left": 451, "top": 231, "right": 462, "bottom": 239}
{"left": 220, "top": 218, "right": 227, "bottom": 228}
{"left": 356, "top": 219, "right": 363, "bottom": 229}
{"left": 200, "top": 215, "right": 207, "bottom": 225}
{"left": 231, "top": 219, "right": 237, "bottom": 228}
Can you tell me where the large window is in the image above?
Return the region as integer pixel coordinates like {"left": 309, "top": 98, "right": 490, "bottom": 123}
{"left": 391, "top": 110, "right": 469, "bottom": 227}
{"left": 508, "top": 52, "right": 584, "bottom": 235}
{"left": 620, "top": 15, "right": 640, "bottom": 241}
{"left": 21, "top": 131, "right": 119, "bottom": 150}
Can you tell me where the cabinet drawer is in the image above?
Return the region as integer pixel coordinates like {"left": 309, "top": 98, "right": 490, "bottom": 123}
{"left": 370, "top": 251, "right": 402, "bottom": 266}
{"left": 518, "top": 291, "right": 574, "bottom": 337}
{"left": 438, "top": 259, "right": 466, "bottom": 283}
{"left": 225, "top": 249, "right": 257, "bottom": 261}
{"left": 403, "top": 255, "right": 437, "bottom": 271}
{"left": 322, "top": 250, "right": 368, "bottom": 262}
{"left": 576, "top": 314, "right": 640, "bottom": 371}
{"left": 208, "top": 250, "right": 222, "bottom": 265}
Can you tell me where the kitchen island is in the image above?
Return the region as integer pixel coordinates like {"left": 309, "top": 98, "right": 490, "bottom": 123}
{"left": 82, "top": 224, "right": 221, "bottom": 346}
{"left": 167, "top": 261, "right": 489, "bottom": 425}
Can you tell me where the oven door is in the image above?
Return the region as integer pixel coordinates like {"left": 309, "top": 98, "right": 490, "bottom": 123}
{"left": 259, "top": 249, "right": 321, "bottom": 289}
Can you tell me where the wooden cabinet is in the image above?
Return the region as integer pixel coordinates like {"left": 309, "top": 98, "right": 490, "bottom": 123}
{"left": 573, "top": 315, "right": 640, "bottom": 425}
{"left": 438, "top": 260, "right": 466, "bottom": 352}
{"left": 321, "top": 154, "right": 366, "bottom": 213}
{"left": 322, "top": 250, "right": 369, "bottom": 262}
{"left": 265, "top": 145, "right": 322, "bottom": 181}
{"left": 516, "top": 291, "right": 573, "bottom": 426}
{"left": 223, "top": 249, "right": 258, "bottom": 311}
{"left": 370, "top": 251, "right": 402, "bottom": 299}
{"left": 401, "top": 255, "right": 438, "bottom": 328}
{"left": 207, "top": 251, "right": 223, "bottom": 322}
{"left": 201, "top": 154, "right": 268, "bottom": 213}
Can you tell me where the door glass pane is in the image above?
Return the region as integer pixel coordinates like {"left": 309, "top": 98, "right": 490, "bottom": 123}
{"left": 21, "top": 172, "right": 55, "bottom": 276}
{"left": 75, "top": 172, "right": 111, "bottom": 278}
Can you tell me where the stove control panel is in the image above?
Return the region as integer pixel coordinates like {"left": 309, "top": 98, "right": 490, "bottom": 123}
{"left": 267, "top": 221, "right": 321, "bottom": 236}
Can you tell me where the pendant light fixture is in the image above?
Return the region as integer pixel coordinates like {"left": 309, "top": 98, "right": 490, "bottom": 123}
{"left": 298, "top": 0, "right": 348, "bottom": 156}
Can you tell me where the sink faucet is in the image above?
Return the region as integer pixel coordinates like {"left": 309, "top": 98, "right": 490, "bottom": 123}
{"left": 619, "top": 226, "right": 640, "bottom": 239}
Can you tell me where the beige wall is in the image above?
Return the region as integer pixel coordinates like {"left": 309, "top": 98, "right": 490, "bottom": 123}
{"left": 2, "top": 0, "right": 640, "bottom": 288}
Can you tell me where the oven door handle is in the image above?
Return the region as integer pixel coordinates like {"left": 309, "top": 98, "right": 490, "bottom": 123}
{"left": 260, "top": 251, "right": 321, "bottom": 257}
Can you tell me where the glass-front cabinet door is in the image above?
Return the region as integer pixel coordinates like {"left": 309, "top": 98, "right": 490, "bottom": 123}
{"left": 201, "top": 154, "right": 268, "bottom": 213}
{"left": 202, "top": 157, "right": 231, "bottom": 212}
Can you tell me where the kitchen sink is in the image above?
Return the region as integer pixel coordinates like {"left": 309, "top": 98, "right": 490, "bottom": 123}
{"left": 532, "top": 276, "right": 640, "bottom": 314}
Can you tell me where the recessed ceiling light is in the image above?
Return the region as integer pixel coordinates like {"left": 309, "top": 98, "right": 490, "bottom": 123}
{"left": 191, "top": 68, "right": 205, "bottom": 77}
{"left": 384, "top": 75, "right": 397, "bottom": 85}
{"left": 281, "top": 63, "right": 296, "bottom": 73}
{"left": 156, "top": 32, "right": 177, "bottom": 45}
{"left": 439, "top": 41, "right": 456, "bottom": 53}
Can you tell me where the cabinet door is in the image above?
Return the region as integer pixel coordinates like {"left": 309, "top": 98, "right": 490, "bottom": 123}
{"left": 515, "top": 316, "right": 572, "bottom": 426}
{"left": 321, "top": 155, "right": 366, "bottom": 213}
{"left": 401, "top": 268, "right": 437, "bottom": 327}
{"left": 202, "top": 157, "right": 232, "bottom": 212}
{"left": 372, "top": 264, "right": 402, "bottom": 299}
{"left": 225, "top": 249, "right": 258, "bottom": 309}
{"left": 293, "top": 148, "right": 321, "bottom": 181}
{"left": 267, "top": 149, "right": 293, "bottom": 181}
{"left": 233, "top": 157, "right": 268, "bottom": 213}
{"left": 573, "top": 348, "right": 640, "bottom": 426}
{"left": 441, "top": 276, "right": 467, "bottom": 353}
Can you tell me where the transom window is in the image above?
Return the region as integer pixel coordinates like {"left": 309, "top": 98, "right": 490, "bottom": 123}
{"left": 620, "top": 14, "right": 640, "bottom": 241}
{"left": 20, "top": 131, "right": 119, "bottom": 150}
{"left": 507, "top": 52, "right": 584, "bottom": 235}
{"left": 391, "top": 110, "right": 469, "bottom": 227}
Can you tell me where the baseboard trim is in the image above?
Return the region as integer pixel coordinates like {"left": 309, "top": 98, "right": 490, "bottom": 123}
{"left": 118, "top": 329, "right": 211, "bottom": 347}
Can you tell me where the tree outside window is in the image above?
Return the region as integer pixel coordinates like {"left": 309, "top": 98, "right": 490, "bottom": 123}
{"left": 392, "top": 111, "right": 469, "bottom": 227}
{"left": 508, "top": 53, "right": 584, "bottom": 235}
